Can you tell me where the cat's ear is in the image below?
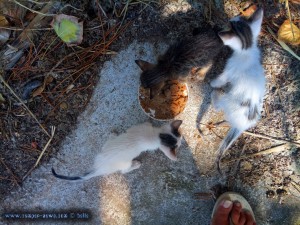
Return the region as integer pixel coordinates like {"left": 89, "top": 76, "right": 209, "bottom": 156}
{"left": 218, "top": 31, "right": 234, "bottom": 42}
{"left": 171, "top": 120, "right": 182, "bottom": 131}
{"left": 248, "top": 7, "right": 263, "bottom": 38}
{"left": 135, "top": 60, "right": 155, "bottom": 71}
{"left": 218, "top": 31, "right": 242, "bottom": 50}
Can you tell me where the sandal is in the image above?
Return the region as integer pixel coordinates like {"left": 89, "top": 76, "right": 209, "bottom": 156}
{"left": 211, "top": 191, "right": 256, "bottom": 224}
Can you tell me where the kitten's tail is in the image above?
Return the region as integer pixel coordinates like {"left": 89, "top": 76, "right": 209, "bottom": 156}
{"left": 216, "top": 128, "right": 242, "bottom": 174}
{"left": 51, "top": 168, "right": 95, "bottom": 181}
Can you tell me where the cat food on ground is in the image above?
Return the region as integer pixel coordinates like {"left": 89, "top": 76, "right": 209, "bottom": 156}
{"left": 139, "top": 80, "right": 188, "bottom": 120}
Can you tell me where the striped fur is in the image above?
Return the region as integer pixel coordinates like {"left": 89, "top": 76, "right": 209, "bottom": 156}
{"left": 136, "top": 28, "right": 223, "bottom": 97}
{"left": 230, "top": 21, "right": 253, "bottom": 49}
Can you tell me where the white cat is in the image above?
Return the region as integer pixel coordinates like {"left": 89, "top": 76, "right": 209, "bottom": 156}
{"left": 210, "top": 8, "right": 265, "bottom": 171}
{"left": 52, "top": 120, "right": 183, "bottom": 180}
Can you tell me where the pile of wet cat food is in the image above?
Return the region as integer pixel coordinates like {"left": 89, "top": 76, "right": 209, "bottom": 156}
{"left": 139, "top": 80, "right": 188, "bottom": 120}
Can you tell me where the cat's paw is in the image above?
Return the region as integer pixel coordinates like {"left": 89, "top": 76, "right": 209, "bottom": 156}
{"left": 121, "top": 160, "right": 142, "bottom": 174}
{"left": 210, "top": 79, "right": 220, "bottom": 88}
{"left": 210, "top": 75, "right": 228, "bottom": 88}
{"left": 131, "top": 160, "right": 141, "bottom": 170}
{"left": 108, "top": 132, "right": 118, "bottom": 139}
{"left": 211, "top": 91, "right": 222, "bottom": 111}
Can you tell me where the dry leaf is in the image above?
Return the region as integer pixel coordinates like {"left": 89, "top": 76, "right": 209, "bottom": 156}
{"left": 289, "top": 0, "right": 300, "bottom": 4}
{"left": 0, "top": 15, "right": 9, "bottom": 26}
{"left": 0, "top": 93, "right": 5, "bottom": 103}
{"left": 242, "top": 5, "right": 257, "bottom": 18}
{"left": 45, "top": 76, "right": 54, "bottom": 84}
{"left": 0, "top": 15, "right": 10, "bottom": 44}
{"left": 0, "top": 1, "right": 27, "bottom": 23}
{"left": 278, "top": 20, "right": 300, "bottom": 46}
{"left": 22, "top": 80, "right": 42, "bottom": 100}
{"left": 32, "top": 76, "right": 53, "bottom": 97}
{"left": 32, "top": 85, "right": 45, "bottom": 97}
{"left": 66, "top": 84, "right": 74, "bottom": 93}
{"left": 59, "top": 102, "right": 68, "bottom": 110}
{"left": 0, "top": 29, "right": 10, "bottom": 44}
{"left": 268, "top": 26, "right": 300, "bottom": 61}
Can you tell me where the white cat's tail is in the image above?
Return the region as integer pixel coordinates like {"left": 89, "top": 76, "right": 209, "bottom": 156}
{"left": 51, "top": 168, "right": 96, "bottom": 181}
{"left": 216, "top": 128, "right": 242, "bottom": 174}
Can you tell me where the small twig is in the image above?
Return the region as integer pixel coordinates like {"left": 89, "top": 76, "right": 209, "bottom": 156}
{"left": 22, "top": 126, "right": 56, "bottom": 180}
{"left": 291, "top": 181, "right": 300, "bottom": 195}
{"left": 59, "top": 4, "right": 83, "bottom": 12}
{"left": 12, "top": 0, "right": 56, "bottom": 16}
{"left": 26, "top": 0, "right": 50, "bottom": 5}
{"left": 47, "top": 51, "right": 84, "bottom": 79}
{"left": 194, "top": 192, "right": 213, "bottom": 200}
{"left": 97, "top": 1, "right": 108, "bottom": 18}
{"left": 0, "top": 73, "right": 50, "bottom": 137}
{"left": 285, "top": 0, "right": 295, "bottom": 40}
{"left": 35, "top": 126, "right": 56, "bottom": 167}
{"left": 85, "top": 23, "right": 107, "bottom": 31}
{"left": 196, "top": 126, "right": 208, "bottom": 141}
{"left": 198, "top": 121, "right": 227, "bottom": 140}
{"left": 243, "top": 131, "right": 300, "bottom": 147}
{"left": 232, "top": 145, "right": 247, "bottom": 174}
{"left": 223, "top": 143, "right": 289, "bottom": 164}
{"left": 0, "top": 26, "right": 52, "bottom": 31}
{"left": 227, "top": 145, "right": 247, "bottom": 189}
{"left": 0, "top": 176, "right": 19, "bottom": 182}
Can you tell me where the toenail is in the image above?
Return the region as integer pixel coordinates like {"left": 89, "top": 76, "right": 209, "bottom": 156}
{"left": 222, "top": 200, "right": 232, "bottom": 208}
{"left": 234, "top": 202, "right": 241, "bottom": 207}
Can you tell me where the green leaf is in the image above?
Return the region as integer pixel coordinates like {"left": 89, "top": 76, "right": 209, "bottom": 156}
{"left": 51, "top": 14, "right": 83, "bottom": 46}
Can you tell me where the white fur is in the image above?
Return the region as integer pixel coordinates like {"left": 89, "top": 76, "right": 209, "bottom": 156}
{"left": 82, "top": 122, "right": 181, "bottom": 179}
{"left": 249, "top": 9, "right": 264, "bottom": 38}
{"left": 211, "top": 9, "right": 265, "bottom": 131}
{"left": 219, "top": 36, "right": 242, "bottom": 52}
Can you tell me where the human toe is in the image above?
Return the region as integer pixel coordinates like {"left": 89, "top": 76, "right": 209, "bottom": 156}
{"left": 230, "top": 201, "right": 242, "bottom": 223}
{"left": 211, "top": 200, "right": 233, "bottom": 225}
{"left": 244, "top": 211, "right": 256, "bottom": 225}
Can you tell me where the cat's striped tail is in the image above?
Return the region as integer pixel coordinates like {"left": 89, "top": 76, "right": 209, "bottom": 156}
{"left": 216, "top": 128, "right": 242, "bottom": 174}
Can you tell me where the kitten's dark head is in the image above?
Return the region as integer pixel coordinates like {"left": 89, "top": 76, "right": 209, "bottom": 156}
{"left": 135, "top": 59, "right": 167, "bottom": 98}
{"left": 218, "top": 7, "right": 263, "bottom": 51}
{"left": 158, "top": 120, "right": 183, "bottom": 161}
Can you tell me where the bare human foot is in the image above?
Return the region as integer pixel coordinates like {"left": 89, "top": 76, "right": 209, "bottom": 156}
{"left": 211, "top": 200, "right": 256, "bottom": 225}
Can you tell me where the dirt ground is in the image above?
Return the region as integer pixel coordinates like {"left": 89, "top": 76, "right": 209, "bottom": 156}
{"left": 0, "top": 0, "right": 300, "bottom": 224}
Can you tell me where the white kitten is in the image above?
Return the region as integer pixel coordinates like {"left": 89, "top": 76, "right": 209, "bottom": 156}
{"left": 52, "top": 120, "right": 183, "bottom": 181}
{"left": 210, "top": 8, "right": 265, "bottom": 172}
